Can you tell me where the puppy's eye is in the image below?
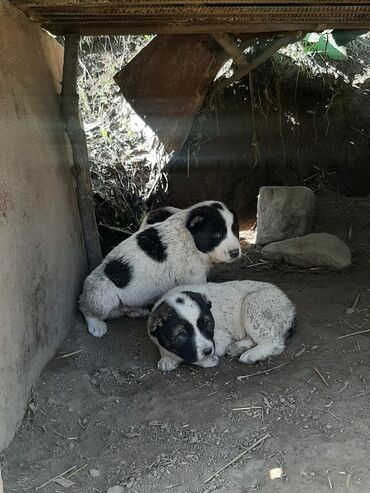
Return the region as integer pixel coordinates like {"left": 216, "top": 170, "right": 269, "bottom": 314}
{"left": 176, "top": 328, "right": 188, "bottom": 338}
{"left": 214, "top": 232, "right": 222, "bottom": 239}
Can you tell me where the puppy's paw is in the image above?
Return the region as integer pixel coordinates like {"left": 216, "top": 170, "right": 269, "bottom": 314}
{"left": 194, "top": 355, "right": 219, "bottom": 368}
{"left": 126, "top": 308, "right": 150, "bottom": 319}
{"left": 158, "top": 357, "right": 180, "bottom": 372}
{"left": 86, "top": 318, "right": 107, "bottom": 338}
{"left": 226, "top": 342, "right": 245, "bottom": 358}
{"left": 239, "top": 352, "right": 256, "bottom": 364}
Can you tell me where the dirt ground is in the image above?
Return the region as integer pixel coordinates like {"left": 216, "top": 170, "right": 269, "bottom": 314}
{"left": 2, "top": 191, "right": 370, "bottom": 493}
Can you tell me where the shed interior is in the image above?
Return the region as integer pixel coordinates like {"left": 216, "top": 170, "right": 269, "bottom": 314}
{"left": 1, "top": 1, "right": 370, "bottom": 492}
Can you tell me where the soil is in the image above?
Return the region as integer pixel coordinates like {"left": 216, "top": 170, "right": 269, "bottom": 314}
{"left": 2, "top": 190, "right": 370, "bottom": 493}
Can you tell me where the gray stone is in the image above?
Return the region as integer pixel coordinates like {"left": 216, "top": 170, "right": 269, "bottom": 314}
{"left": 261, "top": 233, "right": 351, "bottom": 271}
{"left": 107, "top": 486, "right": 124, "bottom": 493}
{"left": 256, "top": 186, "right": 315, "bottom": 246}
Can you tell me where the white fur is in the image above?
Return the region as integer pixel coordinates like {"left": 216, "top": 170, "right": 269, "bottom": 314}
{"left": 79, "top": 201, "right": 240, "bottom": 337}
{"left": 151, "top": 280, "right": 296, "bottom": 370}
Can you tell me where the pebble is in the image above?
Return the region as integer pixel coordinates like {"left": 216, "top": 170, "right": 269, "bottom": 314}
{"left": 89, "top": 469, "right": 101, "bottom": 477}
{"left": 107, "top": 486, "right": 124, "bottom": 493}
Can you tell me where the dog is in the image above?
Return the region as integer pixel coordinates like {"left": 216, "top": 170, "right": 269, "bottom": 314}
{"left": 79, "top": 201, "right": 240, "bottom": 337}
{"left": 139, "top": 206, "right": 181, "bottom": 230}
{"left": 148, "top": 280, "right": 296, "bottom": 371}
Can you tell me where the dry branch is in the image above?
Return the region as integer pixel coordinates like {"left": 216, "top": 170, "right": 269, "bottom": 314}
{"left": 214, "top": 31, "right": 303, "bottom": 91}
{"left": 61, "top": 35, "right": 102, "bottom": 271}
{"left": 212, "top": 33, "right": 248, "bottom": 67}
{"left": 204, "top": 433, "right": 270, "bottom": 484}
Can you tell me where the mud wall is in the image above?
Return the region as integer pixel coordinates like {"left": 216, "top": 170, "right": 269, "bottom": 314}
{"left": 0, "top": 1, "right": 87, "bottom": 449}
{"left": 167, "top": 57, "right": 370, "bottom": 216}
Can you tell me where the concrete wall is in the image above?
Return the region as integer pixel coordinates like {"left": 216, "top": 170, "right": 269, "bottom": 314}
{"left": 0, "top": 1, "right": 87, "bottom": 449}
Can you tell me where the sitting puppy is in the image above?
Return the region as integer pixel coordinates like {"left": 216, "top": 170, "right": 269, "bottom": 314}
{"left": 148, "top": 280, "right": 296, "bottom": 371}
{"left": 79, "top": 201, "right": 240, "bottom": 337}
{"left": 139, "top": 206, "right": 181, "bottom": 230}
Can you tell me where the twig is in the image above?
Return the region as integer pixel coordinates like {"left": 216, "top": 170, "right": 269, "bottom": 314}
{"left": 203, "top": 434, "right": 270, "bottom": 484}
{"left": 327, "top": 475, "right": 333, "bottom": 490}
{"left": 52, "top": 430, "right": 78, "bottom": 440}
{"left": 313, "top": 367, "right": 330, "bottom": 388}
{"left": 237, "top": 361, "right": 290, "bottom": 381}
{"left": 338, "top": 328, "right": 370, "bottom": 340}
{"left": 57, "top": 349, "right": 82, "bottom": 359}
{"left": 340, "top": 317, "right": 355, "bottom": 329}
{"left": 214, "top": 31, "right": 303, "bottom": 91}
{"left": 111, "top": 370, "right": 123, "bottom": 384}
{"left": 67, "top": 463, "right": 88, "bottom": 479}
{"left": 351, "top": 293, "right": 361, "bottom": 310}
{"left": 36, "top": 465, "right": 77, "bottom": 490}
{"left": 232, "top": 406, "right": 263, "bottom": 411}
{"left": 212, "top": 33, "right": 248, "bottom": 67}
{"left": 315, "top": 408, "right": 342, "bottom": 423}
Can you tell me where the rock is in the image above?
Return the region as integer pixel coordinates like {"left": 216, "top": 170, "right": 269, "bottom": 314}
{"left": 261, "top": 233, "right": 351, "bottom": 270}
{"left": 107, "top": 486, "right": 124, "bottom": 493}
{"left": 89, "top": 469, "right": 101, "bottom": 477}
{"left": 256, "top": 186, "right": 315, "bottom": 245}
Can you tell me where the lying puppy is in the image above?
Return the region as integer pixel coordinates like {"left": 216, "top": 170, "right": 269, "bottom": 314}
{"left": 139, "top": 206, "right": 181, "bottom": 230}
{"left": 148, "top": 281, "right": 296, "bottom": 371}
{"left": 79, "top": 201, "right": 240, "bottom": 337}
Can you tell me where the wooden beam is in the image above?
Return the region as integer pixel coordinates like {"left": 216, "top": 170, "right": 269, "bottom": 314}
{"left": 214, "top": 30, "right": 304, "bottom": 90}
{"left": 42, "top": 21, "right": 370, "bottom": 36}
{"left": 212, "top": 33, "right": 248, "bottom": 67}
{"left": 61, "top": 35, "right": 102, "bottom": 272}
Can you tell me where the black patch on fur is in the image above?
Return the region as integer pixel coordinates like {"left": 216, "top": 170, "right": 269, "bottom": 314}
{"left": 211, "top": 202, "right": 224, "bottom": 210}
{"left": 149, "top": 295, "right": 215, "bottom": 364}
{"left": 146, "top": 208, "right": 174, "bottom": 225}
{"left": 184, "top": 291, "right": 214, "bottom": 340}
{"left": 104, "top": 259, "right": 133, "bottom": 289}
{"left": 186, "top": 205, "right": 227, "bottom": 253}
{"left": 176, "top": 297, "right": 184, "bottom": 304}
{"left": 136, "top": 227, "right": 167, "bottom": 262}
{"left": 183, "top": 291, "right": 212, "bottom": 310}
{"left": 286, "top": 317, "right": 297, "bottom": 339}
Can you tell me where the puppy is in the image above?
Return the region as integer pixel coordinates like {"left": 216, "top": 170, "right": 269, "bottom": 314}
{"left": 79, "top": 201, "right": 240, "bottom": 337}
{"left": 148, "top": 281, "right": 296, "bottom": 371}
{"left": 139, "top": 206, "right": 181, "bottom": 230}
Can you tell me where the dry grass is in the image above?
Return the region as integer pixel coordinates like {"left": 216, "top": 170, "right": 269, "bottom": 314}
{"left": 77, "top": 36, "right": 169, "bottom": 233}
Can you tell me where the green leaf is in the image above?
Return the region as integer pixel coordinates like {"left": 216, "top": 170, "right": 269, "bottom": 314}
{"left": 303, "top": 32, "right": 348, "bottom": 61}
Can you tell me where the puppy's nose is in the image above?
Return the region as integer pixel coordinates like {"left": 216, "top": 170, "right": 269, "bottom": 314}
{"left": 203, "top": 347, "right": 213, "bottom": 356}
{"left": 229, "top": 249, "right": 240, "bottom": 259}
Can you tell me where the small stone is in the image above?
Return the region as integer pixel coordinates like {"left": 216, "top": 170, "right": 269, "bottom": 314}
{"left": 261, "top": 233, "right": 351, "bottom": 271}
{"left": 89, "top": 469, "right": 101, "bottom": 477}
{"left": 269, "top": 467, "right": 283, "bottom": 480}
{"left": 107, "top": 486, "right": 124, "bottom": 493}
{"left": 345, "top": 308, "right": 355, "bottom": 314}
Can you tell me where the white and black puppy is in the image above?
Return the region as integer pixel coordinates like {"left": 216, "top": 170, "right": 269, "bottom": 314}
{"left": 139, "top": 206, "right": 181, "bottom": 230}
{"left": 79, "top": 201, "right": 240, "bottom": 338}
{"left": 148, "top": 281, "right": 296, "bottom": 371}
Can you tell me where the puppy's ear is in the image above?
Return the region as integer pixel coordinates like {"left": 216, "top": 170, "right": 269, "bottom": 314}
{"left": 148, "top": 302, "right": 169, "bottom": 337}
{"left": 186, "top": 206, "right": 209, "bottom": 231}
{"left": 183, "top": 291, "right": 212, "bottom": 310}
{"left": 188, "top": 214, "right": 205, "bottom": 229}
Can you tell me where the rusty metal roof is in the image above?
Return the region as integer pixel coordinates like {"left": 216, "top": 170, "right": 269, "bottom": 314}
{"left": 11, "top": 1, "right": 370, "bottom": 35}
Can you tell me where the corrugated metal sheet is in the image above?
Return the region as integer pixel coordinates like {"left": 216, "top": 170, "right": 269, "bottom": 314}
{"left": 11, "top": 1, "right": 370, "bottom": 34}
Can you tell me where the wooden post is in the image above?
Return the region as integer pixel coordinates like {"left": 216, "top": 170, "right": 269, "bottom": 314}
{"left": 61, "top": 35, "right": 102, "bottom": 272}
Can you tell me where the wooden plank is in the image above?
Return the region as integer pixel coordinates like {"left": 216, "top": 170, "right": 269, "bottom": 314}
{"left": 45, "top": 21, "right": 370, "bottom": 35}
{"left": 114, "top": 35, "right": 227, "bottom": 154}
{"left": 22, "top": 5, "right": 370, "bottom": 16}
{"left": 13, "top": 0, "right": 370, "bottom": 6}
{"left": 61, "top": 36, "right": 102, "bottom": 272}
